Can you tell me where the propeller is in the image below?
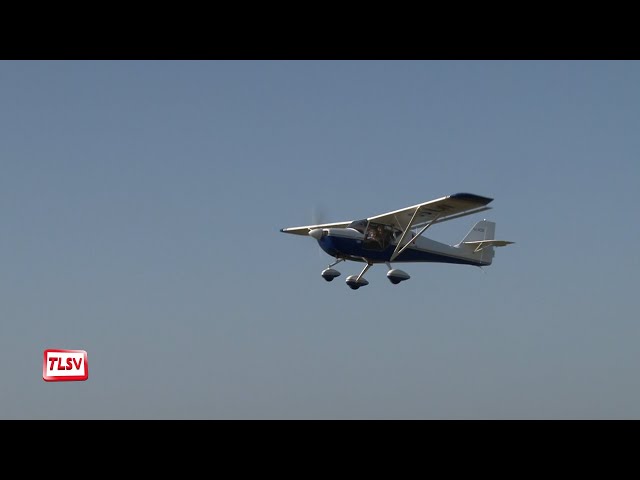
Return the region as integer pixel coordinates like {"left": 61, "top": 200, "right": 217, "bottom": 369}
{"left": 311, "top": 204, "right": 327, "bottom": 257}
{"left": 311, "top": 204, "right": 326, "bottom": 227}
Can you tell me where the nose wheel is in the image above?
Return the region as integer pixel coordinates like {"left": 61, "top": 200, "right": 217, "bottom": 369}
{"left": 321, "top": 258, "right": 344, "bottom": 282}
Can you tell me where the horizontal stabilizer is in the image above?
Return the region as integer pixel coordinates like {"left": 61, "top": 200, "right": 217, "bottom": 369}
{"left": 462, "top": 240, "right": 514, "bottom": 253}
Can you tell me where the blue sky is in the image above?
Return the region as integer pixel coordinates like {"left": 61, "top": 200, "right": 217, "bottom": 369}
{"left": 1, "top": 60, "right": 639, "bottom": 419}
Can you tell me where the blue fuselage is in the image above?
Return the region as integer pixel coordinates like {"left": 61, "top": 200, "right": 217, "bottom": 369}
{"left": 318, "top": 235, "right": 484, "bottom": 266}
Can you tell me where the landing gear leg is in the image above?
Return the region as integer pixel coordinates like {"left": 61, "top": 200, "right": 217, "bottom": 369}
{"left": 356, "top": 262, "right": 372, "bottom": 282}
{"left": 327, "top": 258, "right": 345, "bottom": 269}
{"left": 346, "top": 262, "right": 372, "bottom": 290}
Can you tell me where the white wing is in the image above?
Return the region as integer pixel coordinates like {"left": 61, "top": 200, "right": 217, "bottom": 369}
{"left": 280, "top": 193, "right": 494, "bottom": 236}
{"left": 280, "top": 221, "right": 352, "bottom": 236}
{"left": 367, "top": 193, "right": 494, "bottom": 231}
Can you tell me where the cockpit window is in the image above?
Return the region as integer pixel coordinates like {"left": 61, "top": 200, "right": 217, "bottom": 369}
{"left": 363, "top": 222, "right": 396, "bottom": 251}
{"left": 347, "top": 219, "right": 368, "bottom": 234}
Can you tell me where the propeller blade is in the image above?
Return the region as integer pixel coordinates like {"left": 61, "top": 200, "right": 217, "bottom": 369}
{"left": 312, "top": 205, "right": 327, "bottom": 257}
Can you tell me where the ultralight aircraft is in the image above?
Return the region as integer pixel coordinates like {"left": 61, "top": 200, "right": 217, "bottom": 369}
{"left": 280, "top": 193, "right": 513, "bottom": 289}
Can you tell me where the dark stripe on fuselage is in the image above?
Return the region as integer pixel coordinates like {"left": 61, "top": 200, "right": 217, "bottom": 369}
{"left": 318, "top": 235, "right": 486, "bottom": 266}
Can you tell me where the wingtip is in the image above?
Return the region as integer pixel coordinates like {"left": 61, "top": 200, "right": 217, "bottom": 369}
{"left": 451, "top": 192, "right": 494, "bottom": 205}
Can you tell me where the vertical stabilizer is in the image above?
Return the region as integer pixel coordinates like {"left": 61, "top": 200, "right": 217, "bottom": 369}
{"left": 457, "top": 220, "right": 496, "bottom": 264}
{"left": 460, "top": 220, "right": 495, "bottom": 243}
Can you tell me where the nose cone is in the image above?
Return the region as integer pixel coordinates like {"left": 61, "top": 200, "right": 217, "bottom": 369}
{"left": 308, "top": 228, "right": 324, "bottom": 240}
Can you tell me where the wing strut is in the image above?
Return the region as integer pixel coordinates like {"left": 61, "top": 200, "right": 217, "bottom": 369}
{"left": 389, "top": 207, "right": 421, "bottom": 262}
{"left": 389, "top": 210, "right": 441, "bottom": 262}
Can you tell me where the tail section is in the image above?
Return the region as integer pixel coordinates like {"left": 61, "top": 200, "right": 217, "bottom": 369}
{"left": 460, "top": 220, "right": 495, "bottom": 244}
{"left": 456, "top": 220, "right": 513, "bottom": 265}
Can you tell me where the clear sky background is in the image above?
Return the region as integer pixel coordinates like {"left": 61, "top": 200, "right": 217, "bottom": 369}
{"left": 1, "top": 60, "right": 638, "bottom": 419}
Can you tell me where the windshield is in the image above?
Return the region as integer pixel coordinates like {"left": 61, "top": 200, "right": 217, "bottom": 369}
{"left": 347, "top": 219, "right": 368, "bottom": 234}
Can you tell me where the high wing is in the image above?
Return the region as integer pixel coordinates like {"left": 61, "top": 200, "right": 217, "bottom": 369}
{"left": 367, "top": 192, "right": 494, "bottom": 231}
{"left": 280, "top": 221, "right": 352, "bottom": 236}
{"left": 280, "top": 193, "right": 493, "bottom": 238}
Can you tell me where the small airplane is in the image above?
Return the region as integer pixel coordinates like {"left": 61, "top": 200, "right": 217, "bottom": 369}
{"left": 280, "top": 193, "right": 514, "bottom": 289}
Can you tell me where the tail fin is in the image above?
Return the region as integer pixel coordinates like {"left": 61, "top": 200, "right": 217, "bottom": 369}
{"left": 456, "top": 220, "right": 510, "bottom": 265}
{"left": 460, "top": 220, "right": 495, "bottom": 244}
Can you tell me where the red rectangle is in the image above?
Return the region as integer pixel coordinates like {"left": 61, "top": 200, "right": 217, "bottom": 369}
{"left": 43, "top": 349, "right": 88, "bottom": 382}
